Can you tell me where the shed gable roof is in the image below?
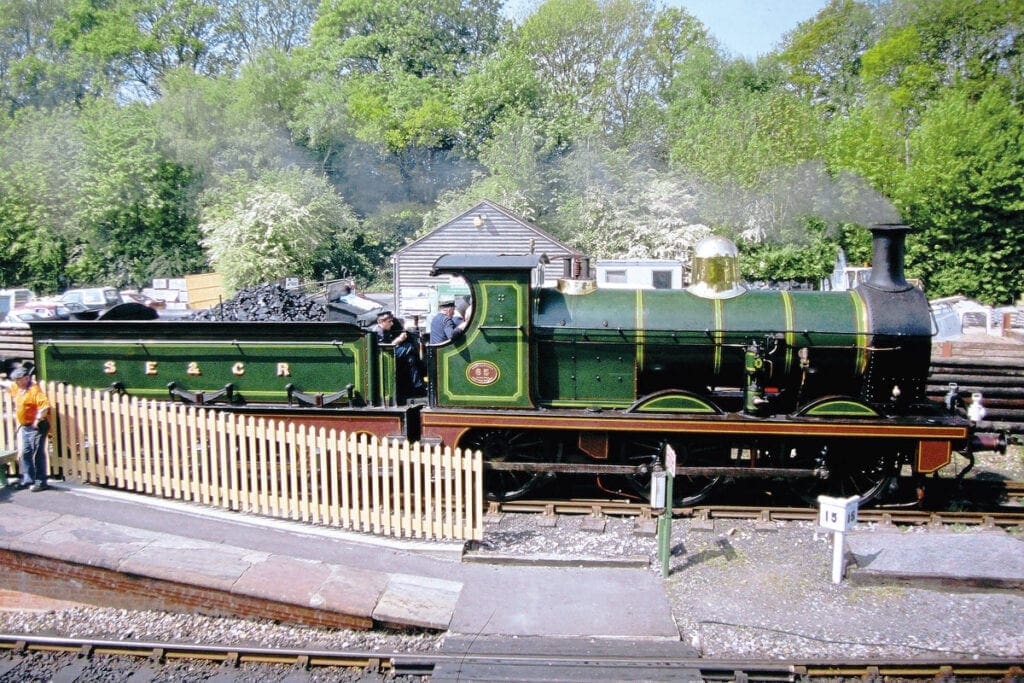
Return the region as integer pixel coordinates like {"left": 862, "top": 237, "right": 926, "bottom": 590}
{"left": 395, "top": 199, "right": 577, "bottom": 258}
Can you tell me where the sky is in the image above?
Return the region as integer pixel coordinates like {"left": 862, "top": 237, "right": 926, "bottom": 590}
{"left": 675, "top": 0, "right": 831, "bottom": 59}
{"left": 504, "top": 0, "right": 832, "bottom": 61}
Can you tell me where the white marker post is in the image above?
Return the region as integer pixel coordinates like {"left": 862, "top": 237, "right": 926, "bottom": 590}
{"left": 817, "top": 495, "right": 859, "bottom": 584}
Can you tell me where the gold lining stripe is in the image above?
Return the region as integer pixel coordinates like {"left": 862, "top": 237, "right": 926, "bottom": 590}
{"left": 713, "top": 299, "right": 724, "bottom": 374}
{"left": 781, "top": 291, "right": 795, "bottom": 372}
{"left": 635, "top": 289, "right": 644, "bottom": 371}
{"left": 850, "top": 291, "right": 869, "bottom": 376}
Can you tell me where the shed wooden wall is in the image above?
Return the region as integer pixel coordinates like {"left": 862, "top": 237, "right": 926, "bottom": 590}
{"left": 393, "top": 200, "right": 576, "bottom": 321}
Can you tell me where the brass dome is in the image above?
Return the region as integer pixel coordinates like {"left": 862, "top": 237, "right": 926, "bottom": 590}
{"left": 687, "top": 236, "right": 746, "bottom": 299}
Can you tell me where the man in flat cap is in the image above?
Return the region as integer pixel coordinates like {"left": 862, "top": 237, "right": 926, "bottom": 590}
{"left": 373, "top": 310, "right": 425, "bottom": 399}
{"left": 4, "top": 366, "right": 51, "bottom": 491}
{"left": 429, "top": 298, "right": 468, "bottom": 344}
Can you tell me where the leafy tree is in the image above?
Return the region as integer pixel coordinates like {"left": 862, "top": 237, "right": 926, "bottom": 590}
{"left": 219, "top": 0, "right": 317, "bottom": 65}
{"left": 667, "top": 54, "right": 825, "bottom": 187}
{"left": 0, "top": 0, "right": 108, "bottom": 115}
{"left": 0, "top": 102, "right": 205, "bottom": 291}
{"left": 311, "top": 0, "right": 504, "bottom": 79}
{"left": 858, "top": 0, "right": 1024, "bottom": 168}
{"left": 897, "top": 85, "right": 1024, "bottom": 305}
{"left": 0, "top": 105, "right": 87, "bottom": 291}
{"left": 512, "top": 0, "right": 711, "bottom": 147}
{"left": 778, "top": 0, "right": 876, "bottom": 118}
{"left": 739, "top": 240, "right": 838, "bottom": 284}
{"left": 451, "top": 51, "right": 543, "bottom": 156}
{"left": 425, "top": 116, "right": 554, "bottom": 228}
{"left": 53, "top": 0, "right": 229, "bottom": 100}
{"left": 72, "top": 100, "right": 205, "bottom": 287}
{"left": 153, "top": 66, "right": 313, "bottom": 179}
{"left": 199, "top": 168, "right": 361, "bottom": 293}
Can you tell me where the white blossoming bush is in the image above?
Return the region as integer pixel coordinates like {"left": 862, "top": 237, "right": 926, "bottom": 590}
{"left": 199, "top": 169, "right": 358, "bottom": 293}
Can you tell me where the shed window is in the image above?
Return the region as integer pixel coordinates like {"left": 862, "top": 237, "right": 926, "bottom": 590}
{"left": 652, "top": 270, "right": 673, "bottom": 289}
{"left": 605, "top": 270, "right": 627, "bottom": 284}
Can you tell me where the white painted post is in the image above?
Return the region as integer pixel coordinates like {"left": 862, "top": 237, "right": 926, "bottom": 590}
{"left": 831, "top": 530, "right": 846, "bottom": 584}
{"left": 817, "top": 495, "right": 860, "bottom": 584}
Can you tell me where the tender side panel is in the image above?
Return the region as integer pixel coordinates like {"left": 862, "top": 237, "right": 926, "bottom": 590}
{"left": 32, "top": 321, "right": 372, "bottom": 404}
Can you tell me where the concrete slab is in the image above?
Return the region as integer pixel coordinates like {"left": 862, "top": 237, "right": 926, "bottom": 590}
{"left": 120, "top": 536, "right": 269, "bottom": 591}
{"left": 8, "top": 515, "right": 158, "bottom": 572}
{"left": 231, "top": 554, "right": 333, "bottom": 606}
{"left": 463, "top": 553, "right": 649, "bottom": 568}
{"left": 448, "top": 565, "right": 679, "bottom": 640}
{"left": 848, "top": 530, "right": 1024, "bottom": 589}
{"left": 315, "top": 565, "right": 390, "bottom": 616}
{"left": 0, "top": 502, "right": 60, "bottom": 537}
{"left": 373, "top": 573, "right": 462, "bottom": 630}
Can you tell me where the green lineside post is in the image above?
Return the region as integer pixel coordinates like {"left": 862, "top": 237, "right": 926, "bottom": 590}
{"left": 658, "top": 444, "right": 677, "bottom": 578}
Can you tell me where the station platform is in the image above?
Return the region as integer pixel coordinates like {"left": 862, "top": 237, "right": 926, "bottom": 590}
{"left": 0, "top": 482, "right": 681, "bottom": 642}
{"left": 1, "top": 481, "right": 1022, "bottom": 641}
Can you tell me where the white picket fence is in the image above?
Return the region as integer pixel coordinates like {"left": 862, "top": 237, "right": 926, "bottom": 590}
{"left": 2, "top": 384, "right": 483, "bottom": 541}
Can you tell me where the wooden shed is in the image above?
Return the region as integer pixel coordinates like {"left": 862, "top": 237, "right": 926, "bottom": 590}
{"left": 392, "top": 200, "right": 577, "bottom": 323}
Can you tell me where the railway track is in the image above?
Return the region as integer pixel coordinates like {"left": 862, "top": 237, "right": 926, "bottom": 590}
{"left": 1, "top": 634, "right": 1022, "bottom": 681}
{"left": 491, "top": 487, "right": 1024, "bottom": 529}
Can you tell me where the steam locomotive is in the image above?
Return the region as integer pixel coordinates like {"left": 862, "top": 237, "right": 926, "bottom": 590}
{"left": 29, "top": 224, "right": 1001, "bottom": 505}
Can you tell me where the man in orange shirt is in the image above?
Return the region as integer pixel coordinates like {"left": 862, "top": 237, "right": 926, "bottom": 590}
{"left": 6, "top": 366, "right": 51, "bottom": 491}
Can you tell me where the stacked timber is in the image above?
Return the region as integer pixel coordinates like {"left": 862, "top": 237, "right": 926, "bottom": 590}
{"left": 928, "top": 336, "right": 1024, "bottom": 433}
{"left": 0, "top": 324, "right": 33, "bottom": 373}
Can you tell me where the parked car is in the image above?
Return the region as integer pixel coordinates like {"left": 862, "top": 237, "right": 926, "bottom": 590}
{"left": 60, "top": 287, "right": 121, "bottom": 310}
{"left": 0, "top": 288, "right": 35, "bottom": 318}
{"left": 59, "top": 287, "right": 122, "bottom": 319}
{"left": 120, "top": 290, "right": 166, "bottom": 310}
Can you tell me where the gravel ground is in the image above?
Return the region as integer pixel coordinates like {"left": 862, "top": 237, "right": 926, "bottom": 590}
{"left": 476, "top": 513, "right": 1024, "bottom": 660}
{"left": 2, "top": 447, "right": 1022, "bottom": 667}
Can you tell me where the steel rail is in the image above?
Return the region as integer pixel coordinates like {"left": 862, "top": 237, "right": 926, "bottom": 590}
{"left": 491, "top": 498, "right": 1024, "bottom": 527}
{"left": 1, "top": 634, "right": 1021, "bottom": 680}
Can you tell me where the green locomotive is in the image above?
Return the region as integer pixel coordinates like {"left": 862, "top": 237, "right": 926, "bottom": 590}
{"left": 30, "top": 225, "right": 998, "bottom": 505}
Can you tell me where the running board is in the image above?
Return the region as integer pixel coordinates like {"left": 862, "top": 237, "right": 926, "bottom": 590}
{"left": 485, "top": 462, "right": 824, "bottom": 479}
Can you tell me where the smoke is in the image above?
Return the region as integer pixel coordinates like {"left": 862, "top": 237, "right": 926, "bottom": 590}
{"left": 690, "top": 160, "right": 901, "bottom": 244}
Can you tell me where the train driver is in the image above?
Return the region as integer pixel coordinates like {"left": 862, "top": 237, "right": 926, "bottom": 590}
{"left": 429, "top": 299, "right": 468, "bottom": 344}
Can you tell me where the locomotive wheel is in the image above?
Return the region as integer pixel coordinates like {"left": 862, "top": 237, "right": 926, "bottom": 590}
{"left": 619, "top": 436, "right": 725, "bottom": 506}
{"left": 460, "top": 428, "right": 555, "bottom": 502}
{"left": 788, "top": 443, "right": 899, "bottom": 505}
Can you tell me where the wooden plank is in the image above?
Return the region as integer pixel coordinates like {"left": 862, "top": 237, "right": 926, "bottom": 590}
{"left": 443, "top": 447, "right": 454, "bottom": 539}
{"left": 340, "top": 432, "right": 352, "bottom": 528}
{"left": 286, "top": 421, "right": 298, "bottom": 520}
{"left": 472, "top": 446, "right": 483, "bottom": 541}
{"left": 316, "top": 427, "right": 329, "bottom": 524}
{"left": 227, "top": 410, "right": 240, "bottom": 511}
{"left": 401, "top": 444, "right": 413, "bottom": 540}
{"left": 328, "top": 429, "right": 341, "bottom": 527}
{"left": 456, "top": 446, "right": 468, "bottom": 540}
{"left": 243, "top": 417, "right": 256, "bottom": 513}
{"left": 359, "top": 435, "right": 371, "bottom": 532}
{"left": 381, "top": 439, "right": 392, "bottom": 536}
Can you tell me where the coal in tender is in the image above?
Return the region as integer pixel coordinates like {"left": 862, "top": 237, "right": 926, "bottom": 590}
{"left": 189, "top": 283, "right": 328, "bottom": 322}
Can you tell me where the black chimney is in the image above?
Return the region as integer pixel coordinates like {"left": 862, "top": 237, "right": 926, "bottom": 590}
{"left": 865, "top": 223, "right": 912, "bottom": 292}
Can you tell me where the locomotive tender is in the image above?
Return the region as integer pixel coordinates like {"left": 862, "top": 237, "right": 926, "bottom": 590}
{"left": 30, "top": 224, "right": 999, "bottom": 505}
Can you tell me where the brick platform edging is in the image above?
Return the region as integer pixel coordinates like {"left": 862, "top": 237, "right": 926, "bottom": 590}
{"left": 0, "top": 549, "right": 373, "bottom": 631}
